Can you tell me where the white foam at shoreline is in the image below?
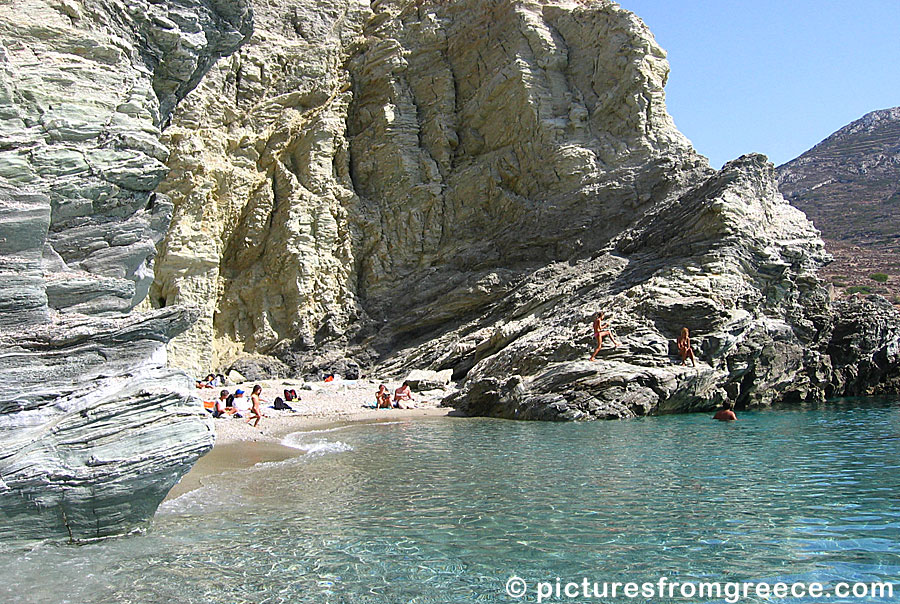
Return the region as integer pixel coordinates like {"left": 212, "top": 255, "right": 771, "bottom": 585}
{"left": 281, "top": 419, "right": 409, "bottom": 455}
{"left": 288, "top": 425, "right": 353, "bottom": 436}
{"left": 287, "top": 420, "right": 406, "bottom": 438}
{"left": 162, "top": 433, "right": 358, "bottom": 515}
{"left": 158, "top": 482, "right": 240, "bottom": 516}
{"left": 281, "top": 431, "right": 354, "bottom": 457}
{"left": 296, "top": 440, "right": 353, "bottom": 457}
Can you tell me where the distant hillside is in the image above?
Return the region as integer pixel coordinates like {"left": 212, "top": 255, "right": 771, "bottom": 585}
{"left": 777, "top": 107, "right": 900, "bottom": 304}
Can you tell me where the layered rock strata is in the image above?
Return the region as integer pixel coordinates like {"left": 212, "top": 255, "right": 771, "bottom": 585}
{"left": 0, "top": 0, "right": 251, "bottom": 541}
{"left": 153, "top": 0, "right": 368, "bottom": 376}
{"left": 156, "top": 0, "right": 707, "bottom": 375}
{"left": 153, "top": 0, "right": 900, "bottom": 418}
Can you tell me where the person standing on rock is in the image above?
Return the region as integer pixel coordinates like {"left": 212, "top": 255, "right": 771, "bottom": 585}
{"left": 713, "top": 401, "right": 737, "bottom": 421}
{"left": 677, "top": 327, "right": 696, "bottom": 367}
{"left": 590, "top": 311, "right": 619, "bottom": 361}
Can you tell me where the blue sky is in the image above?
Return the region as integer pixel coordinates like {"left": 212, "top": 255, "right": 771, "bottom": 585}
{"left": 616, "top": 0, "right": 900, "bottom": 168}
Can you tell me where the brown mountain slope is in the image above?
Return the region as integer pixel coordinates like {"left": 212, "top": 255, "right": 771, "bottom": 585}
{"left": 777, "top": 107, "right": 900, "bottom": 303}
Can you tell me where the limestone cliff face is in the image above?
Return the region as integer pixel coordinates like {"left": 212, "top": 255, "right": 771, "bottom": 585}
{"left": 347, "top": 0, "right": 707, "bottom": 351}
{"left": 153, "top": 0, "right": 367, "bottom": 376}
{"left": 155, "top": 0, "right": 900, "bottom": 415}
{"left": 0, "top": 0, "right": 251, "bottom": 541}
{"left": 156, "top": 0, "right": 708, "bottom": 375}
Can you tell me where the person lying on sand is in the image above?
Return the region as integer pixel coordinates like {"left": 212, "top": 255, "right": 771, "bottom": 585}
{"left": 196, "top": 373, "right": 216, "bottom": 388}
{"left": 590, "top": 311, "right": 619, "bottom": 361}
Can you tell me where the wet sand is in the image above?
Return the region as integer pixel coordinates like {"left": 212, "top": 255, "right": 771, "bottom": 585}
{"left": 167, "top": 378, "right": 455, "bottom": 500}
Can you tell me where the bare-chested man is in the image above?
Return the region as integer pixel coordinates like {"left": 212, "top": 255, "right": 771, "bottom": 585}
{"left": 590, "top": 311, "right": 619, "bottom": 361}
{"left": 713, "top": 401, "right": 737, "bottom": 421}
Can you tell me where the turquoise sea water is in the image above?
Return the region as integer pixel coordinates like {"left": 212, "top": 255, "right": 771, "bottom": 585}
{"left": 1, "top": 400, "right": 899, "bottom": 603}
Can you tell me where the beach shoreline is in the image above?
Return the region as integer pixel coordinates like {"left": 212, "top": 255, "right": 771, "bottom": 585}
{"left": 166, "top": 378, "right": 455, "bottom": 500}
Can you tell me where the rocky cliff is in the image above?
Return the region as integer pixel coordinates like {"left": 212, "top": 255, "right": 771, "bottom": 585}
{"left": 154, "top": 0, "right": 900, "bottom": 419}
{"left": 777, "top": 107, "right": 900, "bottom": 303}
{"left": 156, "top": 0, "right": 707, "bottom": 376}
{"left": 0, "top": 0, "right": 251, "bottom": 541}
{"left": 3, "top": 0, "right": 899, "bottom": 543}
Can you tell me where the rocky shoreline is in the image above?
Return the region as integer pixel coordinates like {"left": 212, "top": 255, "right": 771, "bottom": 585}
{"left": 2, "top": 0, "right": 899, "bottom": 544}
{"left": 0, "top": 0, "right": 252, "bottom": 543}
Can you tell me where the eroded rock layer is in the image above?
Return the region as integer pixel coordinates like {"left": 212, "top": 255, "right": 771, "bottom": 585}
{"left": 0, "top": 0, "right": 251, "bottom": 541}
{"left": 154, "top": 0, "right": 900, "bottom": 417}
{"left": 157, "top": 0, "right": 707, "bottom": 373}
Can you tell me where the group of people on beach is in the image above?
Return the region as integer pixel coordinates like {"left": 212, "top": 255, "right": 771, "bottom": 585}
{"left": 376, "top": 382, "right": 415, "bottom": 409}
{"left": 194, "top": 312, "right": 722, "bottom": 426}
{"left": 203, "top": 384, "right": 265, "bottom": 427}
{"left": 590, "top": 311, "right": 696, "bottom": 366}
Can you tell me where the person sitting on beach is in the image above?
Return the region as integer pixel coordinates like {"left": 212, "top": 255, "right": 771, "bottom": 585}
{"left": 677, "top": 327, "right": 697, "bottom": 367}
{"left": 196, "top": 373, "right": 216, "bottom": 389}
{"left": 247, "top": 384, "right": 264, "bottom": 428}
{"left": 713, "top": 401, "right": 737, "bottom": 421}
{"left": 376, "top": 384, "right": 392, "bottom": 409}
{"left": 283, "top": 388, "right": 298, "bottom": 402}
{"left": 212, "top": 389, "right": 229, "bottom": 418}
{"left": 230, "top": 389, "right": 248, "bottom": 418}
{"left": 589, "top": 311, "right": 619, "bottom": 361}
{"left": 393, "top": 382, "right": 413, "bottom": 409}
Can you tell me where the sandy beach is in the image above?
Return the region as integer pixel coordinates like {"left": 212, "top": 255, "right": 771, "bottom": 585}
{"left": 167, "top": 378, "right": 455, "bottom": 500}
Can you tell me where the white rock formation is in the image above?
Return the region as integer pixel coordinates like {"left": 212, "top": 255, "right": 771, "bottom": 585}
{"left": 153, "top": 0, "right": 369, "bottom": 375}
{"left": 0, "top": 0, "right": 251, "bottom": 541}
{"left": 156, "top": 0, "right": 707, "bottom": 373}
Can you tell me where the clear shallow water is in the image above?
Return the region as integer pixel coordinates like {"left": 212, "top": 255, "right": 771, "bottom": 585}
{"left": 2, "top": 400, "right": 899, "bottom": 603}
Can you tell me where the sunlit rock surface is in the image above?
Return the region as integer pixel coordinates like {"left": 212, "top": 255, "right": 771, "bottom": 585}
{"left": 156, "top": 0, "right": 705, "bottom": 374}
{"left": 0, "top": 0, "right": 250, "bottom": 541}
{"left": 153, "top": 0, "right": 900, "bottom": 418}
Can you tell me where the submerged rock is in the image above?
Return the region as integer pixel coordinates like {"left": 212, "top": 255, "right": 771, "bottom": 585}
{"left": 0, "top": 0, "right": 251, "bottom": 541}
